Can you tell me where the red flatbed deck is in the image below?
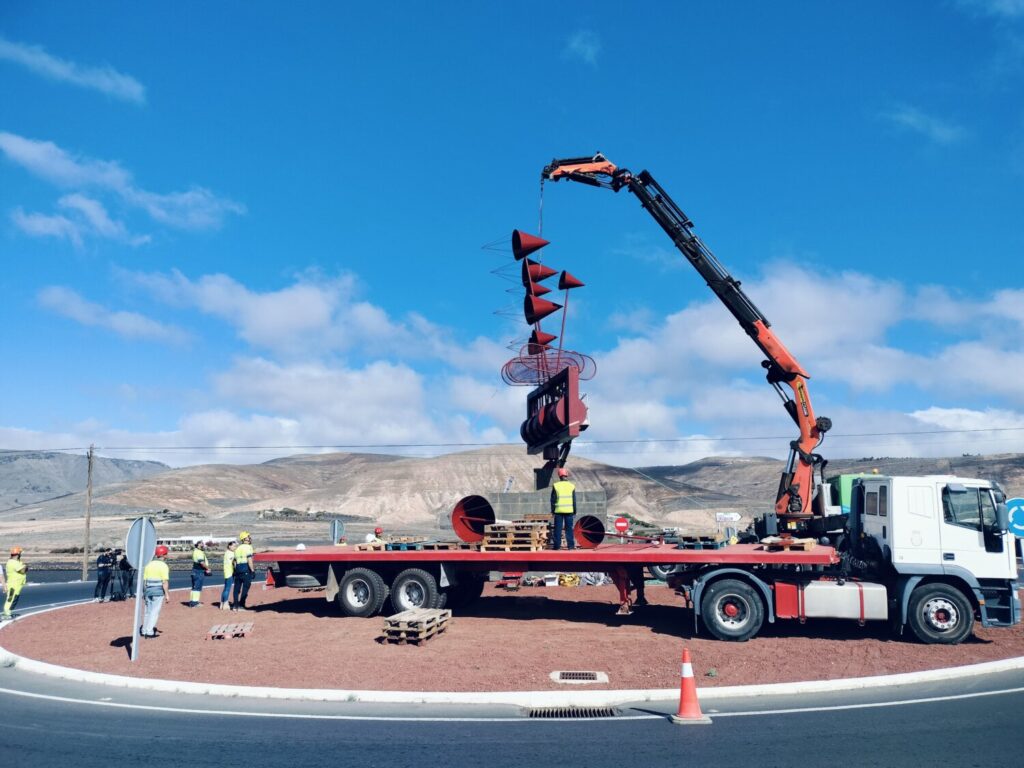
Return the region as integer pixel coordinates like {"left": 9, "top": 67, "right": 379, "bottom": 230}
{"left": 256, "top": 542, "right": 838, "bottom": 572}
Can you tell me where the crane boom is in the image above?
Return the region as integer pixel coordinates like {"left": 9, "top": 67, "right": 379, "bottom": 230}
{"left": 543, "top": 153, "right": 834, "bottom": 529}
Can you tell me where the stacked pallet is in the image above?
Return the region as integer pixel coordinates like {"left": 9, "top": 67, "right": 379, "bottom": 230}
{"left": 675, "top": 533, "right": 726, "bottom": 550}
{"left": 386, "top": 541, "right": 479, "bottom": 552}
{"left": 381, "top": 608, "right": 452, "bottom": 645}
{"left": 760, "top": 535, "right": 816, "bottom": 552}
{"left": 480, "top": 522, "right": 549, "bottom": 551}
{"left": 354, "top": 542, "right": 387, "bottom": 552}
{"left": 208, "top": 622, "right": 254, "bottom": 640}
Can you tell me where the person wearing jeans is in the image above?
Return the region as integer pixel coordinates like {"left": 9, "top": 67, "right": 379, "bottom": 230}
{"left": 141, "top": 545, "right": 170, "bottom": 638}
{"left": 220, "top": 540, "right": 237, "bottom": 610}
{"left": 550, "top": 467, "right": 577, "bottom": 551}
{"left": 231, "top": 531, "right": 255, "bottom": 611}
{"left": 94, "top": 548, "right": 113, "bottom": 602}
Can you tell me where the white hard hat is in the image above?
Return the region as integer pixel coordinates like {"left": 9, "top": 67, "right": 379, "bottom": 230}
{"left": 364, "top": 533, "right": 376, "bottom": 543}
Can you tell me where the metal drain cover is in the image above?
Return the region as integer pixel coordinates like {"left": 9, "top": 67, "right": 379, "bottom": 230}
{"left": 549, "top": 670, "right": 609, "bottom": 684}
{"left": 527, "top": 706, "right": 619, "bottom": 719}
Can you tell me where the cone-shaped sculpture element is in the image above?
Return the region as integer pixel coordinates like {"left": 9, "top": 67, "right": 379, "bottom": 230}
{"left": 558, "top": 270, "right": 585, "bottom": 290}
{"left": 527, "top": 281, "right": 552, "bottom": 297}
{"left": 524, "top": 295, "right": 562, "bottom": 325}
{"left": 512, "top": 230, "right": 550, "bottom": 261}
{"left": 530, "top": 329, "right": 557, "bottom": 346}
{"left": 527, "top": 342, "right": 551, "bottom": 355}
{"left": 522, "top": 258, "right": 558, "bottom": 286}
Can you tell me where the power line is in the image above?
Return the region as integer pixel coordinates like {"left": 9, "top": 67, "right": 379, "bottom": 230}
{"left": 15, "top": 424, "right": 1024, "bottom": 454}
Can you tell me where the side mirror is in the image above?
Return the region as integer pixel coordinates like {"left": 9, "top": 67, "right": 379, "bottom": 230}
{"left": 995, "top": 502, "right": 1009, "bottom": 535}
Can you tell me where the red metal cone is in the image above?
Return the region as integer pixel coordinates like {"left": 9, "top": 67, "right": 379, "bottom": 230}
{"left": 512, "top": 230, "right": 550, "bottom": 260}
{"left": 558, "top": 270, "right": 585, "bottom": 290}
{"left": 526, "top": 342, "right": 551, "bottom": 355}
{"left": 521, "top": 258, "right": 558, "bottom": 285}
{"left": 530, "top": 329, "right": 557, "bottom": 345}
{"left": 671, "top": 647, "right": 712, "bottom": 725}
{"left": 527, "top": 281, "right": 552, "bottom": 297}
{"left": 524, "top": 295, "right": 562, "bottom": 325}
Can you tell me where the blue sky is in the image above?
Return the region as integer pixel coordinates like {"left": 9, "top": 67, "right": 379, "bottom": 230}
{"left": 1, "top": 2, "right": 1023, "bottom": 467}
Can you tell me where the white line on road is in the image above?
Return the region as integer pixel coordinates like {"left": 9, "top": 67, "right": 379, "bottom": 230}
{"left": 0, "top": 683, "right": 1022, "bottom": 723}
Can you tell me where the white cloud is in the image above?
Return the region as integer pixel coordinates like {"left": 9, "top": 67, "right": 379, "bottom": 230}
{"left": 38, "top": 286, "right": 188, "bottom": 345}
{"left": 11, "top": 207, "right": 83, "bottom": 248}
{"left": 0, "top": 132, "right": 244, "bottom": 231}
{"left": 880, "top": 104, "right": 965, "bottom": 145}
{"left": 0, "top": 36, "right": 145, "bottom": 104}
{"left": 563, "top": 30, "right": 602, "bottom": 67}
{"left": 58, "top": 194, "right": 149, "bottom": 245}
{"left": 956, "top": 0, "right": 1024, "bottom": 18}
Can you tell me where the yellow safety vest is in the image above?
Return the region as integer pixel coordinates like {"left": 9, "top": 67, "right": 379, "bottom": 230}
{"left": 5, "top": 559, "right": 26, "bottom": 588}
{"left": 143, "top": 559, "right": 169, "bottom": 582}
{"left": 192, "top": 548, "right": 208, "bottom": 569}
{"left": 223, "top": 550, "right": 235, "bottom": 578}
{"left": 552, "top": 480, "right": 576, "bottom": 515}
{"left": 235, "top": 543, "right": 254, "bottom": 565}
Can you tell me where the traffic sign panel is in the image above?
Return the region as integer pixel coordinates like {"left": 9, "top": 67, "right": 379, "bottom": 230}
{"left": 1007, "top": 497, "right": 1024, "bottom": 538}
{"left": 614, "top": 517, "right": 629, "bottom": 533}
{"left": 125, "top": 517, "right": 157, "bottom": 569}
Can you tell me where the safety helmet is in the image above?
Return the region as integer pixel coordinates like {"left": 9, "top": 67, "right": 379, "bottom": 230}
{"left": 364, "top": 533, "right": 376, "bottom": 543}
{"left": 155, "top": 545, "right": 169, "bottom": 557}
{"left": 557, "top": 467, "right": 569, "bottom": 478}
{"left": 239, "top": 531, "right": 251, "bottom": 541}
{"left": 374, "top": 527, "right": 383, "bottom": 535}
{"left": 9, "top": 546, "right": 22, "bottom": 555}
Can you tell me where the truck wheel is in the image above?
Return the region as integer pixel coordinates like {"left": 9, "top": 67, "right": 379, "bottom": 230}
{"left": 648, "top": 564, "right": 677, "bottom": 581}
{"left": 907, "top": 584, "right": 975, "bottom": 645}
{"left": 700, "top": 579, "right": 764, "bottom": 642}
{"left": 444, "top": 576, "right": 486, "bottom": 609}
{"left": 337, "top": 567, "right": 389, "bottom": 618}
{"left": 391, "top": 568, "right": 440, "bottom": 612}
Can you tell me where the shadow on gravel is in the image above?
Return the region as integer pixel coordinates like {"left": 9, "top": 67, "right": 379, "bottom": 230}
{"left": 109, "top": 636, "right": 132, "bottom": 659}
{"left": 249, "top": 596, "right": 337, "bottom": 619}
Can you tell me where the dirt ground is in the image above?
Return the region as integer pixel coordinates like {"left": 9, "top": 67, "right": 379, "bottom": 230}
{"left": 3, "top": 583, "right": 1023, "bottom": 692}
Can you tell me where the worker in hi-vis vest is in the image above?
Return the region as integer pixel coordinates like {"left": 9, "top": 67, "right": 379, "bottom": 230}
{"left": 189, "top": 540, "right": 211, "bottom": 607}
{"left": 3, "top": 546, "right": 27, "bottom": 619}
{"left": 232, "top": 531, "right": 255, "bottom": 611}
{"left": 550, "top": 467, "right": 577, "bottom": 551}
{"left": 141, "top": 545, "right": 170, "bottom": 638}
{"left": 220, "top": 540, "right": 237, "bottom": 611}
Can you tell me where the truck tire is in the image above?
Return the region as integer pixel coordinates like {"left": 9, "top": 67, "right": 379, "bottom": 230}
{"left": 907, "top": 583, "right": 975, "bottom": 645}
{"left": 391, "top": 568, "right": 440, "bottom": 612}
{"left": 337, "top": 567, "right": 389, "bottom": 618}
{"left": 444, "top": 576, "right": 486, "bottom": 609}
{"left": 648, "top": 564, "right": 678, "bottom": 581}
{"left": 700, "top": 578, "right": 764, "bottom": 642}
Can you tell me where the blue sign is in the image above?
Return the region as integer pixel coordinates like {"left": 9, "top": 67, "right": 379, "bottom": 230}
{"left": 1007, "top": 498, "right": 1024, "bottom": 539}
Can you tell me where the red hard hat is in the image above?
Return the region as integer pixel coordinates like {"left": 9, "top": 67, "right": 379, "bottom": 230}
{"left": 155, "top": 545, "right": 169, "bottom": 557}
{"left": 374, "top": 527, "right": 383, "bottom": 535}
{"left": 557, "top": 468, "right": 568, "bottom": 478}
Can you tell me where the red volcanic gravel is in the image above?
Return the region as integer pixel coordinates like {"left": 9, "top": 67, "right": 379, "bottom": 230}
{"left": 2, "top": 584, "right": 1023, "bottom": 692}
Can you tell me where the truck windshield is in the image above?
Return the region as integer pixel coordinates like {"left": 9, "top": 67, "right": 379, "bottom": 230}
{"left": 942, "top": 486, "right": 991, "bottom": 531}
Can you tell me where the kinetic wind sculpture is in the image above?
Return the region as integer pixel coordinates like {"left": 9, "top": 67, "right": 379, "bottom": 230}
{"left": 501, "top": 230, "right": 596, "bottom": 487}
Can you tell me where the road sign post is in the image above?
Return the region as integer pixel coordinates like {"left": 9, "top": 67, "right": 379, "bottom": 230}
{"left": 329, "top": 519, "right": 346, "bottom": 545}
{"left": 125, "top": 517, "right": 157, "bottom": 662}
{"left": 614, "top": 516, "right": 629, "bottom": 543}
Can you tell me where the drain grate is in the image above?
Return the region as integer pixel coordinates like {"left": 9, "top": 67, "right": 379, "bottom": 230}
{"left": 549, "top": 670, "right": 609, "bottom": 684}
{"left": 527, "top": 706, "right": 619, "bottom": 719}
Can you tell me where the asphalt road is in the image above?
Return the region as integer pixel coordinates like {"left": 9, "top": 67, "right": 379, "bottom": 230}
{"left": 3, "top": 580, "right": 1023, "bottom": 767}
{"left": 10, "top": 572, "right": 229, "bottom": 615}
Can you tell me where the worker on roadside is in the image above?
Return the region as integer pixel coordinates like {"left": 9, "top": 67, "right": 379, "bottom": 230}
{"left": 94, "top": 547, "right": 114, "bottom": 603}
{"left": 141, "top": 545, "right": 170, "bottom": 638}
{"left": 551, "top": 467, "right": 577, "bottom": 551}
{"left": 220, "top": 540, "right": 237, "bottom": 610}
{"left": 3, "top": 547, "right": 27, "bottom": 619}
{"left": 189, "top": 540, "right": 211, "bottom": 607}
{"left": 373, "top": 526, "right": 384, "bottom": 542}
{"left": 231, "top": 531, "right": 255, "bottom": 611}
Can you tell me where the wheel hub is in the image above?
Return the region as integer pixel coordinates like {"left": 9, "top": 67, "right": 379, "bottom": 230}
{"left": 717, "top": 596, "right": 749, "bottom": 627}
{"left": 347, "top": 579, "right": 369, "bottom": 606}
{"left": 924, "top": 597, "right": 958, "bottom": 631}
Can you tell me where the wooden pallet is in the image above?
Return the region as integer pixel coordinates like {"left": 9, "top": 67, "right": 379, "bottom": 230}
{"left": 761, "top": 536, "right": 817, "bottom": 552}
{"left": 517, "top": 513, "right": 553, "bottom": 523}
{"left": 381, "top": 608, "right": 452, "bottom": 645}
{"left": 676, "top": 538, "right": 727, "bottom": 551}
{"left": 386, "top": 535, "right": 429, "bottom": 544}
{"left": 386, "top": 541, "right": 479, "bottom": 552}
{"left": 208, "top": 622, "right": 254, "bottom": 639}
{"left": 484, "top": 522, "right": 549, "bottom": 534}
{"left": 355, "top": 542, "right": 387, "bottom": 552}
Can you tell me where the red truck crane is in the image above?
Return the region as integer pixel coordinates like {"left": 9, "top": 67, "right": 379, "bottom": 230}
{"left": 542, "top": 153, "right": 835, "bottom": 536}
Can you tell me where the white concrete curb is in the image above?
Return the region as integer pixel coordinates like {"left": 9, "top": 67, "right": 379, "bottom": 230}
{"left": 2, "top": 597, "right": 1023, "bottom": 707}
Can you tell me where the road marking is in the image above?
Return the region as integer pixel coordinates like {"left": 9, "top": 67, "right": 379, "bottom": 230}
{"left": 0, "top": 683, "right": 1021, "bottom": 722}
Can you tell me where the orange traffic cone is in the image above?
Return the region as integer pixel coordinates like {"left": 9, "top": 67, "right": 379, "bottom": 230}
{"left": 263, "top": 568, "right": 276, "bottom": 590}
{"left": 670, "top": 648, "right": 712, "bottom": 725}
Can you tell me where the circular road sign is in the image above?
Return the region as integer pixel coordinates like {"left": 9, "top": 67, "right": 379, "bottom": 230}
{"left": 614, "top": 517, "right": 629, "bottom": 533}
{"left": 125, "top": 517, "right": 157, "bottom": 569}
{"left": 1007, "top": 497, "right": 1024, "bottom": 539}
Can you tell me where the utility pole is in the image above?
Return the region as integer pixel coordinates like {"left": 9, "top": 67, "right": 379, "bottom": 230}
{"left": 82, "top": 445, "right": 94, "bottom": 580}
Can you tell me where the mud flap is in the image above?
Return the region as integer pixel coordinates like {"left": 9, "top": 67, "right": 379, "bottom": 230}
{"left": 439, "top": 563, "right": 450, "bottom": 588}
{"left": 325, "top": 565, "right": 339, "bottom": 603}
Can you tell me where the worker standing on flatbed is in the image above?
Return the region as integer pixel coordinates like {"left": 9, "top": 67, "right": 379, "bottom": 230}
{"left": 551, "top": 468, "right": 576, "bottom": 551}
